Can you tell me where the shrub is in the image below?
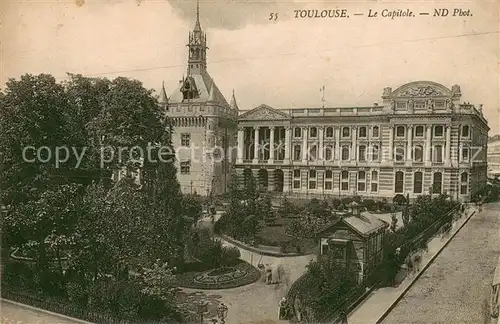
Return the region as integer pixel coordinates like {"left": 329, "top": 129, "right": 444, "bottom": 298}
{"left": 361, "top": 199, "right": 376, "bottom": 211}
{"left": 220, "top": 246, "right": 240, "bottom": 266}
{"left": 331, "top": 199, "right": 342, "bottom": 210}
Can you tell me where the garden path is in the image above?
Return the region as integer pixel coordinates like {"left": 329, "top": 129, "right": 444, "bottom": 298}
{"left": 188, "top": 215, "right": 315, "bottom": 324}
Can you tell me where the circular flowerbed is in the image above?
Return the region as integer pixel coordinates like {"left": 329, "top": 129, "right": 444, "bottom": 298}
{"left": 177, "top": 261, "right": 261, "bottom": 289}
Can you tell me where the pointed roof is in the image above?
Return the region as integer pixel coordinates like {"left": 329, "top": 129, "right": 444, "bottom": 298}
{"left": 193, "top": 0, "right": 202, "bottom": 32}
{"left": 169, "top": 70, "right": 229, "bottom": 106}
{"left": 159, "top": 81, "right": 168, "bottom": 104}
{"left": 229, "top": 89, "right": 239, "bottom": 110}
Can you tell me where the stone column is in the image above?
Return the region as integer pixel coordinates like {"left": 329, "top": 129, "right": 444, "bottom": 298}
{"left": 351, "top": 126, "right": 357, "bottom": 161}
{"left": 269, "top": 126, "right": 275, "bottom": 162}
{"left": 335, "top": 127, "right": 341, "bottom": 165}
{"left": 284, "top": 126, "right": 291, "bottom": 163}
{"left": 302, "top": 127, "right": 308, "bottom": 162}
{"left": 445, "top": 125, "right": 451, "bottom": 165}
{"left": 237, "top": 127, "right": 244, "bottom": 163}
{"left": 253, "top": 126, "right": 259, "bottom": 163}
{"left": 318, "top": 126, "right": 324, "bottom": 162}
{"left": 407, "top": 125, "right": 413, "bottom": 162}
{"left": 425, "top": 125, "right": 432, "bottom": 165}
{"left": 388, "top": 125, "right": 394, "bottom": 162}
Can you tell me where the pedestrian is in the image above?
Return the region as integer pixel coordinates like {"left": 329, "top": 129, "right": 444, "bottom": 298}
{"left": 279, "top": 297, "right": 287, "bottom": 319}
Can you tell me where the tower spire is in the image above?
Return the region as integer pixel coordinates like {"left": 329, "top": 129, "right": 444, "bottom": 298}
{"left": 194, "top": 0, "right": 201, "bottom": 31}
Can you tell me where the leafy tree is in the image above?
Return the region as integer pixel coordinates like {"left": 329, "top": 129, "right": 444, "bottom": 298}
{"left": 140, "top": 260, "right": 178, "bottom": 302}
{"left": 0, "top": 74, "right": 78, "bottom": 209}
{"left": 302, "top": 254, "right": 357, "bottom": 319}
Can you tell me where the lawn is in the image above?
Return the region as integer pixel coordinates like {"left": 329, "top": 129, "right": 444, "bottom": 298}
{"left": 254, "top": 217, "right": 317, "bottom": 254}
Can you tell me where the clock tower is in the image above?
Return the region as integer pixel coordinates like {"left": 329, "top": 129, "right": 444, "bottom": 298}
{"left": 188, "top": 0, "right": 208, "bottom": 74}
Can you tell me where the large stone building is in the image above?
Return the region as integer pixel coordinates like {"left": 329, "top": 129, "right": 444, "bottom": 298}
{"left": 161, "top": 3, "right": 489, "bottom": 201}
{"left": 488, "top": 134, "right": 500, "bottom": 178}
{"left": 161, "top": 2, "right": 238, "bottom": 195}
{"left": 234, "top": 82, "right": 489, "bottom": 202}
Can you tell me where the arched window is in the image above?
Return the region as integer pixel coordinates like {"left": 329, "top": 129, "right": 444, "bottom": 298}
{"left": 341, "top": 170, "right": 349, "bottom": 191}
{"left": 395, "top": 146, "right": 405, "bottom": 162}
{"left": 342, "top": 127, "right": 350, "bottom": 138}
{"left": 293, "top": 169, "right": 301, "bottom": 189}
{"left": 357, "top": 171, "right": 366, "bottom": 191}
{"left": 433, "top": 145, "right": 443, "bottom": 163}
{"left": 326, "top": 127, "right": 334, "bottom": 138}
{"left": 432, "top": 172, "right": 442, "bottom": 194}
{"left": 293, "top": 145, "right": 301, "bottom": 161}
{"left": 325, "top": 146, "right": 333, "bottom": 161}
{"left": 413, "top": 171, "right": 423, "bottom": 194}
{"left": 310, "top": 127, "right": 318, "bottom": 138}
{"left": 460, "top": 172, "right": 468, "bottom": 195}
{"left": 359, "top": 126, "right": 367, "bottom": 138}
{"left": 371, "top": 171, "right": 378, "bottom": 192}
{"left": 414, "top": 145, "right": 424, "bottom": 162}
{"left": 371, "top": 145, "right": 379, "bottom": 161}
{"left": 395, "top": 171, "right": 404, "bottom": 193}
{"left": 325, "top": 170, "right": 333, "bottom": 190}
{"left": 309, "top": 169, "right": 317, "bottom": 189}
{"left": 372, "top": 126, "right": 379, "bottom": 138}
{"left": 309, "top": 145, "right": 317, "bottom": 161}
{"left": 358, "top": 145, "right": 367, "bottom": 161}
{"left": 342, "top": 146, "right": 350, "bottom": 161}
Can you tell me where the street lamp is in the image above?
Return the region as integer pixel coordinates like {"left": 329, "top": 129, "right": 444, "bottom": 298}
{"left": 217, "top": 303, "right": 228, "bottom": 324}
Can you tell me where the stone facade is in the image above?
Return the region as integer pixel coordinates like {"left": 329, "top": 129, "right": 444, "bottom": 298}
{"left": 160, "top": 2, "right": 238, "bottom": 196}
{"left": 488, "top": 134, "right": 500, "bottom": 178}
{"left": 235, "top": 82, "right": 489, "bottom": 202}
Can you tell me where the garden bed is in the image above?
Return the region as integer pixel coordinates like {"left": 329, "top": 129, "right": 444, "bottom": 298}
{"left": 176, "top": 260, "right": 261, "bottom": 290}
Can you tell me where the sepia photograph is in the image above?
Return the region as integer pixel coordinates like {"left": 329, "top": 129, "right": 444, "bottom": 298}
{"left": 1, "top": 0, "right": 499, "bottom": 323}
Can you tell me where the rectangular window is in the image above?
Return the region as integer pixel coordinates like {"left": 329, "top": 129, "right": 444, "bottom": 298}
{"left": 180, "top": 160, "right": 191, "bottom": 174}
{"left": 357, "top": 171, "right": 366, "bottom": 192}
{"left": 308, "top": 170, "right": 317, "bottom": 189}
{"left": 434, "top": 125, "right": 444, "bottom": 137}
{"left": 341, "top": 171, "right": 349, "bottom": 191}
{"left": 325, "top": 181, "right": 333, "bottom": 190}
{"left": 462, "top": 148, "right": 469, "bottom": 162}
{"left": 371, "top": 183, "right": 378, "bottom": 192}
{"left": 181, "top": 133, "right": 191, "bottom": 146}
{"left": 415, "top": 126, "right": 424, "bottom": 137}
{"left": 293, "top": 169, "right": 301, "bottom": 189}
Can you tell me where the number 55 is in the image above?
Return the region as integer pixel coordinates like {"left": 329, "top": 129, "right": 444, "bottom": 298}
{"left": 269, "top": 12, "right": 278, "bottom": 21}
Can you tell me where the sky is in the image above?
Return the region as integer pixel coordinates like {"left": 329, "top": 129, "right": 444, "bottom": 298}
{"left": 1, "top": 0, "right": 499, "bottom": 134}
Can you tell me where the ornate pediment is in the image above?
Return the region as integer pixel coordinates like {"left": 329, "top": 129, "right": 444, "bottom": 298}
{"left": 239, "top": 104, "right": 290, "bottom": 121}
{"left": 391, "top": 81, "right": 452, "bottom": 98}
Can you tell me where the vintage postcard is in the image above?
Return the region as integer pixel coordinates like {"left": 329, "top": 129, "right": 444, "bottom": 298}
{"left": 1, "top": 0, "right": 499, "bottom": 324}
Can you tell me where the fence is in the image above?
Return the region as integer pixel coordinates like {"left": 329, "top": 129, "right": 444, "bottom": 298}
{"left": 286, "top": 204, "right": 462, "bottom": 323}
{"left": 1, "top": 285, "right": 161, "bottom": 324}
